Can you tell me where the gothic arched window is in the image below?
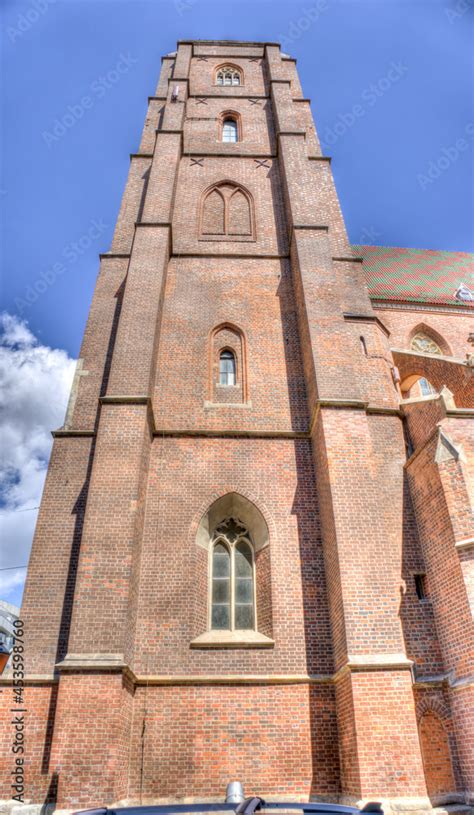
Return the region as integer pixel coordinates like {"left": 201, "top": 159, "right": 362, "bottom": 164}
{"left": 222, "top": 118, "right": 238, "bottom": 143}
{"left": 219, "top": 349, "right": 236, "bottom": 386}
{"left": 216, "top": 66, "right": 242, "bottom": 86}
{"left": 211, "top": 518, "right": 255, "bottom": 631}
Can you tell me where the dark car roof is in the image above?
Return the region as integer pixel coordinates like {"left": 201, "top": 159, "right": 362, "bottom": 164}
{"left": 76, "top": 804, "right": 361, "bottom": 815}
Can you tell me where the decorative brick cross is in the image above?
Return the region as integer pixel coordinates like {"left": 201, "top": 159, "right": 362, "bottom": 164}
{"left": 190, "top": 157, "right": 204, "bottom": 167}
{"left": 254, "top": 159, "right": 270, "bottom": 169}
{"left": 196, "top": 98, "right": 208, "bottom": 105}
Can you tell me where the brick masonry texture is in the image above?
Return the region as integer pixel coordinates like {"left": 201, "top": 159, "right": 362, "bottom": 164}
{"left": 1, "top": 40, "right": 473, "bottom": 813}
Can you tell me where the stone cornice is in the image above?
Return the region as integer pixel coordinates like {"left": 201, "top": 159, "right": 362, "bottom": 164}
{"left": 455, "top": 536, "right": 474, "bottom": 551}
{"left": 52, "top": 429, "right": 95, "bottom": 438}
{"left": 100, "top": 395, "right": 149, "bottom": 405}
{"left": 392, "top": 347, "right": 469, "bottom": 367}
{"left": 182, "top": 151, "right": 277, "bottom": 159}
{"left": 333, "top": 653, "right": 414, "bottom": 682}
{"left": 171, "top": 252, "right": 289, "bottom": 259}
{"left": 188, "top": 93, "right": 269, "bottom": 100}
{"left": 56, "top": 397, "right": 405, "bottom": 441}
{"left": 371, "top": 299, "right": 474, "bottom": 315}
{"left": 10, "top": 653, "right": 443, "bottom": 688}
{"left": 343, "top": 312, "right": 391, "bottom": 335}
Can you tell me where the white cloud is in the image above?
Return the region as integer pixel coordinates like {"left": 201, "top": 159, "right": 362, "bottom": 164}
{"left": 0, "top": 313, "right": 76, "bottom": 604}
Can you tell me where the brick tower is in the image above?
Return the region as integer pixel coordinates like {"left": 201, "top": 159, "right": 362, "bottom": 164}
{"left": 1, "top": 40, "right": 473, "bottom": 814}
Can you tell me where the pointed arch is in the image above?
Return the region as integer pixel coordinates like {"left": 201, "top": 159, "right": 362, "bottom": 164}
{"left": 194, "top": 492, "right": 273, "bottom": 639}
{"left": 228, "top": 188, "right": 252, "bottom": 235}
{"left": 199, "top": 180, "right": 255, "bottom": 242}
{"left": 214, "top": 63, "right": 244, "bottom": 87}
{"left": 218, "top": 110, "right": 242, "bottom": 143}
{"left": 408, "top": 323, "right": 452, "bottom": 356}
{"left": 418, "top": 709, "right": 457, "bottom": 801}
{"left": 201, "top": 187, "right": 225, "bottom": 235}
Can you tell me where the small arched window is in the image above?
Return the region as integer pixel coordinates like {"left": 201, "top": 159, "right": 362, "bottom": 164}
{"left": 210, "top": 519, "right": 255, "bottom": 631}
{"left": 219, "top": 350, "right": 236, "bottom": 386}
{"left": 222, "top": 118, "right": 238, "bottom": 143}
{"left": 216, "top": 66, "right": 241, "bottom": 86}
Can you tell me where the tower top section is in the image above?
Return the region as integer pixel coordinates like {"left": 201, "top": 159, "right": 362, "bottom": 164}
{"left": 163, "top": 39, "right": 294, "bottom": 61}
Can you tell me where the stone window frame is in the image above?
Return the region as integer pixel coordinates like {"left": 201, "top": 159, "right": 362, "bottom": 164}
{"left": 214, "top": 63, "right": 244, "bottom": 87}
{"left": 208, "top": 322, "right": 249, "bottom": 404}
{"left": 191, "top": 493, "right": 274, "bottom": 649}
{"left": 198, "top": 180, "right": 256, "bottom": 243}
{"left": 209, "top": 518, "right": 257, "bottom": 633}
{"left": 408, "top": 324, "right": 452, "bottom": 357}
{"left": 218, "top": 110, "right": 242, "bottom": 143}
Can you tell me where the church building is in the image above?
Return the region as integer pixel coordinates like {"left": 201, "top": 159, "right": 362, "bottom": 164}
{"left": 1, "top": 39, "right": 473, "bottom": 814}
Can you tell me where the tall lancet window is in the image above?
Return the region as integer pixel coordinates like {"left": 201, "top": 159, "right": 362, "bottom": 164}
{"left": 211, "top": 519, "right": 255, "bottom": 631}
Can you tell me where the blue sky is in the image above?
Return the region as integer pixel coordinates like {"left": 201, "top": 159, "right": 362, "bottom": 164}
{"left": 0, "top": 0, "right": 473, "bottom": 608}
{"left": 1, "top": 0, "right": 473, "bottom": 356}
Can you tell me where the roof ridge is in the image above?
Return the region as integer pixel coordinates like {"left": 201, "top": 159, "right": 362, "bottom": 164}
{"left": 352, "top": 244, "right": 474, "bottom": 257}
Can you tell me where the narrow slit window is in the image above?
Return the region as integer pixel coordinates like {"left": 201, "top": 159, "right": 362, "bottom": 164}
{"left": 414, "top": 573, "right": 427, "bottom": 601}
{"left": 222, "top": 118, "right": 238, "bottom": 143}
{"left": 219, "top": 350, "right": 236, "bottom": 386}
{"left": 234, "top": 541, "right": 254, "bottom": 630}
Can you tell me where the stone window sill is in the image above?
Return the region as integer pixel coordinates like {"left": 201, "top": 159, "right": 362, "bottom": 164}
{"left": 204, "top": 401, "right": 252, "bottom": 409}
{"left": 190, "top": 630, "right": 274, "bottom": 649}
{"left": 198, "top": 235, "right": 256, "bottom": 243}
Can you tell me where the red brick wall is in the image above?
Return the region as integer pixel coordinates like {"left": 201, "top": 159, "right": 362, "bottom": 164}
{"left": 129, "top": 684, "right": 340, "bottom": 802}
{"left": 394, "top": 349, "right": 473, "bottom": 408}
{"left": 375, "top": 305, "right": 473, "bottom": 361}
{"left": 419, "top": 710, "right": 456, "bottom": 798}
{"left": 133, "top": 436, "right": 332, "bottom": 676}
{"left": 343, "top": 671, "right": 427, "bottom": 799}
{"left": 48, "top": 673, "right": 134, "bottom": 809}
{"left": 0, "top": 684, "right": 58, "bottom": 805}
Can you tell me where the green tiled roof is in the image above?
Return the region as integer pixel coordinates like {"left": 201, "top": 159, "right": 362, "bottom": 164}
{"left": 353, "top": 245, "right": 474, "bottom": 307}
